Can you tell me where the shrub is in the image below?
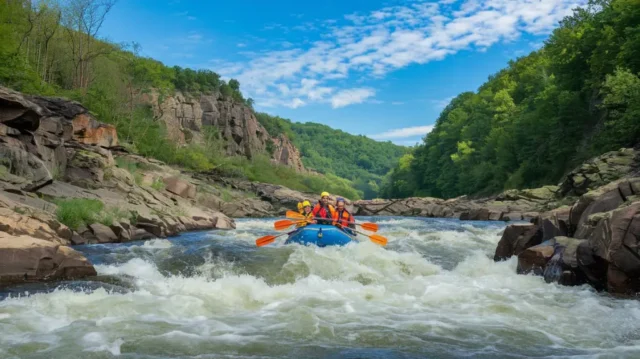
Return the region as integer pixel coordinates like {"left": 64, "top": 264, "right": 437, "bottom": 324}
{"left": 55, "top": 198, "right": 104, "bottom": 230}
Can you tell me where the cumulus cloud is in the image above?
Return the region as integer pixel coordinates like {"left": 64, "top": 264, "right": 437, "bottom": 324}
{"left": 218, "top": 0, "right": 587, "bottom": 109}
{"left": 370, "top": 125, "right": 435, "bottom": 140}
{"left": 331, "top": 88, "right": 375, "bottom": 108}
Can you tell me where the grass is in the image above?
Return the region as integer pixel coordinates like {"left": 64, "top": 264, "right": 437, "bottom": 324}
{"left": 151, "top": 177, "right": 165, "bottom": 191}
{"left": 54, "top": 198, "right": 135, "bottom": 230}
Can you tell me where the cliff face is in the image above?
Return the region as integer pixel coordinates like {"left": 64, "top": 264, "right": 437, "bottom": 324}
{"left": 143, "top": 91, "right": 306, "bottom": 171}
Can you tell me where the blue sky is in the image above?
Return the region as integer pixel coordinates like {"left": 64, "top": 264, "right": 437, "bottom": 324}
{"left": 101, "top": 0, "right": 586, "bottom": 146}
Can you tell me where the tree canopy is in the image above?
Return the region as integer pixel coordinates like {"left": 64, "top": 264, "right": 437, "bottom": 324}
{"left": 255, "top": 112, "right": 409, "bottom": 199}
{"left": 381, "top": 0, "right": 640, "bottom": 199}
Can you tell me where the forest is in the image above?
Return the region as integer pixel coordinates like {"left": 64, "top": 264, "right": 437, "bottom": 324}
{"left": 0, "top": 0, "right": 372, "bottom": 199}
{"left": 256, "top": 113, "right": 408, "bottom": 199}
{"left": 381, "top": 0, "right": 640, "bottom": 199}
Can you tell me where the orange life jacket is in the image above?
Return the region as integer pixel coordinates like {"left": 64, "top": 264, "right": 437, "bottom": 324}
{"left": 332, "top": 208, "right": 353, "bottom": 227}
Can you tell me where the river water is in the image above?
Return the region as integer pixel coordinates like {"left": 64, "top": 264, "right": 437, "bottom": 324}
{"left": 1, "top": 217, "right": 640, "bottom": 359}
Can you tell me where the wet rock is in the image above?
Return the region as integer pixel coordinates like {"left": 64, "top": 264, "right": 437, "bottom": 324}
{"left": 573, "top": 183, "right": 626, "bottom": 238}
{"left": 494, "top": 223, "right": 542, "bottom": 261}
{"left": 163, "top": 176, "right": 196, "bottom": 199}
{"left": 535, "top": 206, "right": 572, "bottom": 240}
{"left": 88, "top": 223, "right": 118, "bottom": 243}
{"left": 110, "top": 222, "right": 132, "bottom": 242}
{"left": 0, "top": 233, "right": 96, "bottom": 285}
{"left": 130, "top": 227, "right": 155, "bottom": 241}
{"left": 517, "top": 240, "right": 555, "bottom": 275}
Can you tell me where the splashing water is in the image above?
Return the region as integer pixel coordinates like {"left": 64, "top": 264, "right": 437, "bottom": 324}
{"left": 1, "top": 216, "right": 640, "bottom": 359}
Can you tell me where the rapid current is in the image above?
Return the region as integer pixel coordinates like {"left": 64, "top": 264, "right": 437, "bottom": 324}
{"left": 2, "top": 217, "right": 640, "bottom": 359}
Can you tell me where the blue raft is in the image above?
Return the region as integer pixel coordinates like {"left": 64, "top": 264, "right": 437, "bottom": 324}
{"left": 285, "top": 224, "right": 355, "bottom": 247}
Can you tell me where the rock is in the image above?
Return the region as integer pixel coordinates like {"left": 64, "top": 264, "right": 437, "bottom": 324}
{"left": 0, "top": 206, "right": 69, "bottom": 244}
{"left": 0, "top": 86, "right": 45, "bottom": 131}
{"left": 517, "top": 240, "right": 555, "bottom": 275}
{"left": 0, "top": 233, "right": 96, "bottom": 285}
{"left": 70, "top": 231, "right": 86, "bottom": 245}
{"left": 559, "top": 148, "right": 639, "bottom": 197}
{"left": 573, "top": 183, "right": 626, "bottom": 238}
{"left": 163, "top": 176, "right": 196, "bottom": 199}
{"left": 64, "top": 147, "right": 113, "bottom": 189}
{"left": 71, "top": 113, "right": 118, "bottom": 148}
{"left": 130, "top": 227, "right": 155, "bottom": 241}
{"left": 220, "top": 198, "right": 274, "bottom": 217}
{"left": 88, "top": 223, "right": 118, "bottom": 243}
{"left": 494, "top": 224, "right": 543, "bottom": 261}
{"left": 535, "top": 206, "right": 572, "bottom": 240}
{"left": 141, "top": 90, "right": 306, "bottom": 171}
{"left": 271, "top": 134, "right": 306, "bottom": 173}
{"left": 110, "top": 222, "right": 132, "bottom": 242}
{"left": 0, "top": 145, "right": 52, "bottom": 191}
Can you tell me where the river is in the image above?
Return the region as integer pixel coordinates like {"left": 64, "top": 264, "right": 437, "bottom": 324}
{"left": 1, "top": 217, "right": 640, "bottom": 358}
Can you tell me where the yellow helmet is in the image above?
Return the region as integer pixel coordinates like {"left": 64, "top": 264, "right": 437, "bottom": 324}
{"left": 297, "top": 202, "right": 303, "bottom": 210}
{"left": 321, "top": 191, "right": 330, "bottom": 198}
{"left": 302, "top": 200, "right": 311, "bottom": 207}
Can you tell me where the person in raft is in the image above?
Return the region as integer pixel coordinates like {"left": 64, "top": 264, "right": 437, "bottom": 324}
{"left": 312, "top": 191, "right": 336, "bottom": 225}
{"left": 332, "top": 197, "right": 356, "bottom": 235}
{"left": 297, "top": 200, "right": 316, "bottom": 227}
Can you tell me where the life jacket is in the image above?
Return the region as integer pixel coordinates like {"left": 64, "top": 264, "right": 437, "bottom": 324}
{"left": 296, "top": 211, "right": 315, "bottom": 227}
{"left": 312, "top": 203, "right": 335, "bottom": 222}
{"left": 332, "top": 208, "right": 353, "bottom": 227}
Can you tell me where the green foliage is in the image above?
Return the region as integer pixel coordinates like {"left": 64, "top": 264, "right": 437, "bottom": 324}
{"left": 54, "top": 198, "right": 105, "bottom": 230}
{"left": 54, "top": 198, "right": 134, "bottom": 230}
{"left": 151, "top": 178, "right": 165, "bottom": 191}
{"left": 254, "top": 112, "right": 408, "bottom": 198}
{"left": 382, "top": 0, "right": 640, "bottom": 199}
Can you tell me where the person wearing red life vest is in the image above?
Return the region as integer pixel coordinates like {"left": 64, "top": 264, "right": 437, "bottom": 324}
{"left": 312, "top": 191, "right": 335, "bottom": 224}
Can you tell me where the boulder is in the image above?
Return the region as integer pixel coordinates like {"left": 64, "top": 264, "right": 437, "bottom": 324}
{"left": 110, "top": 222, "right": 132, "bottom": 242}
{"left": 88, "top": 223, "right": 119, "bottom": 243}
{"left": 559, "top": 148, "right": 639, "bottom": 197}
{"left": 0, "top": 86, "right": 45, "bottom": 131}
{"left": 71, "top": 113, "right": 118, "bottom": 148}
{"left": 0, "top": 233, "right": 96, "bottom": 285}
{"left": 163, "top": 176, "right": 196, "bottom": 199}
{"left": 573, "top": 184, "right": 626, "bottom": 239}
{"left": 517, "top": 240, "right": 555, "bottom": 275}
{"left": 0, "top": 207, "right": 69, "bottom": 244}
{"left": 0, "top": 145, "right": 52, "bottom": 191}
{"left": 494, "top": 223, "right": 542, "bottom": 261}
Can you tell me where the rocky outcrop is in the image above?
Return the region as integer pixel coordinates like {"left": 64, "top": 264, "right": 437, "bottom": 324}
{"left": 353, "top": 194, "right": 543, "bottom": 222}
{"left": 558, "top": 147, "right": 639, "bottom": 197}
{"left": 142, "top": 91, "right": 306, "bottom": 172}
{"left": 495, "top": 176, "right": 640, "bottom": 295}
{"left": 0, "top": 86, "right": 236, "bottom": 246}
{"left": 0, "top": 232, "right": 96, "bottom": 285}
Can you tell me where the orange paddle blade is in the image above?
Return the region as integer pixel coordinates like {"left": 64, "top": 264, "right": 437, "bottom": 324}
{"left": 286, "top": 210, "right": 306, "bottom": 220}
{"left": 274, "top": 219, "right": 296, "bottom": 230}
{"left": 359, "top": 222, "right": 379, "bottom": 232}
{"left": 368, "top": 234, "right": 388, "bottom": 246}
{"left": 256, "top": 235, "right": 277, "bottom": 247}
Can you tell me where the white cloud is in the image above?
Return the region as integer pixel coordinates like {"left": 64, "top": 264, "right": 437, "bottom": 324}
{"left": 217, "top": 0, "right": 587, "bottom": 109}
{"left": 331, "top": 88, "right": 375, "bottom": 108}
{"left": 432, "top": 96, "right": 456, "bottom": 110}
{"left": 237, "top": 43, "right": 247, "bottom": 48}
{"left": 370, "top": 125, "right": 435, "bottom": 140}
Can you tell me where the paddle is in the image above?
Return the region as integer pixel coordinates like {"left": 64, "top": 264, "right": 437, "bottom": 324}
{"left": 285, "top": 210, "right": 379, "bottom": 232}
{"left": 256, "top": 231, "right": 292, "bottom": 247}
{"left": 353, "top": 229, "right": 388, "bottom": 246}
{"left": 274, "top": 219, "right": 308, "bottom": 230}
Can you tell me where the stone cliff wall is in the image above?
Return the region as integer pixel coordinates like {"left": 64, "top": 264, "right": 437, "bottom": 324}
{"left": 142, "top": 91, "right": 306, "bottom": 172}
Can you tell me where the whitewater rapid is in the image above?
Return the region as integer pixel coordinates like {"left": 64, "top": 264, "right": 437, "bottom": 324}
{"left": 1, "top": 217, "right": 640, "bottom": 358}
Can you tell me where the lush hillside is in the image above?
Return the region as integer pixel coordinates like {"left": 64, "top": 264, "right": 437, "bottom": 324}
{"left": 256, "top": 113, "right": 408, "bottom": 199}
{"left": 0, "top": 0, "right": 363, "bottom": 199}
{"left": 381, "top": 0, "right": 640, "bottom": 199}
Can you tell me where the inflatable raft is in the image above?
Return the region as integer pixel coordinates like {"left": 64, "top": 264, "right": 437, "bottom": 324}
{"left": 285, "top": 224, "right": 355, "bottom": 247}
